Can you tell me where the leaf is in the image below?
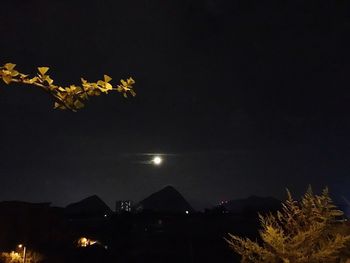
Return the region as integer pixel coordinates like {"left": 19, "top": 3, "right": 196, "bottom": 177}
{"left": 69, "top": 85, "right": 77, "bottom": 92}
{"left": 104, "top": 74, "right": 112, "bottom": 83}
{"left": 130, "top": 89, "right": 136, "bottom": 97}
{"left": 49, "top": 84, "right": 58, "bottom": 91}
{"left": 74, "top": 100, "right": 85, "bottom": 109}
{"left": 4, "top": 63, "right": 16, "bottom": 71}
{"left": 20, "top": 73, "right": 29, "bottom": 78}
{"left": 75, "top": 86, "right": 83, "bottom": 93}
{"left": 105, "top": 82, "right": 113, "bottom": 91}
{"left": 97, "top": 80, "right": 105, "bottom": 86}
{"left": 66, "top": 97, "right": 73, "bottom": 105}
{"left": 58, "top": 92, "right": 67, "bottom": 99}
{"left": 80, "top": 93, "right": 88, "bottom": 100}
{"left": 54, "top": 102, "right": 61, "bottom": 109}
{"left": 127, "top": 77, "right": 135, "bottom": 84}
{"left": 2, "top": 76, "right": 12, "bottom": 84}
{"left": 38, "top": 67, "right": 49, "bottom": 75}
{"left": 44, "top": 76, "right": 54, "bottom": 85}
{"left": 10, "top": 70, "right": 19, "bottom": 77}
{"left": 28, "top": 77, "right": 38, "bottom": 84}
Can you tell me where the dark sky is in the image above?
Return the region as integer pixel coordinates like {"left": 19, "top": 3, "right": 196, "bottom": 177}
{"left": 0, "top": 0, "right": 349, "bottom": 210}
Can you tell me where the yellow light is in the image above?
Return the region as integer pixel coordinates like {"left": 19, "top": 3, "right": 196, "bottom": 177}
{"left": 78, "top": 237, "right": 88, "bottom": 247}
{"left": 18, "top": 244, "right": 23, "bottom": 248}
{"left": 153, "top": 156, "right": 162, "bottom": 165}
{"left": 77, "top": 237, "right": 99, "bottom": 247}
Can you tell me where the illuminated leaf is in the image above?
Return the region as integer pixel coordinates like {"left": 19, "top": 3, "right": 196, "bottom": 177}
{"left": 57, "top": 92, "right": 67, "bottom": 99}
{"left": 10, "top": 70, "right": 19, "bottom": 77}
{"left": 75, "top": 86, "right": 83, "bottom": 93}
{"left": 28, "top": 77, "right": 38, "bottom": 84}
{"left": 20, "top": 73, "right": 29, "bottom": 78}
{"left": 127, "top": 77, "right": 135, "bottom": 84}
{"left": 104, "top": 75, "right": 112, "bottom": 83}
{"left": 2, "top": 76, "right": 12, "bottom": 84}
{"left": 69, "top": 85, "right": 77, "bottom": 92}
{"left": 54, "top": 102, "right": 61, "bottom": 109}
{"left": 44, "top": 76, "right": 54, "bottom": 85}
{"left": 130, "top": 89, "right": 136, "bottom": 97}
{"left": 38, "top": 67, "right": 49, "bottom": 75}
{"left": 4, "top": 63, "right": 16, "bottom": 71}
{"left": 102, "top": 83, "right": 113, "bottom": 92}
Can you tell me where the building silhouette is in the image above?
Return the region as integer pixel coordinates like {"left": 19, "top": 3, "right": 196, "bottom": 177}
{"left": 116, "top": 200, "right": 133, "bottom": 213}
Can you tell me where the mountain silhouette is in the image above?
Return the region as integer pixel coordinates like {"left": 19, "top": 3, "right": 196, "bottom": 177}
{"left": 223, "top": 195, "right": 281, "bottom": 214}
{"left": 138, "top": 186, "right": 194, "bottom": 213}
{"left": 65, "top": 195, "right": 112, "bottom": 217}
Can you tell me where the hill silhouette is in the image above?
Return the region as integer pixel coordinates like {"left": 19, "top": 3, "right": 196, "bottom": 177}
{"left": 138, "top": 186, "right": 194, "bottom": 213}
{"left": 65, "top": 195, "right": 112, "bottom": 217}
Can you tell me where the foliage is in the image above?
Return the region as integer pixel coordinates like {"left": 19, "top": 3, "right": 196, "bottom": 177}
{"left": 0, "top": 63, "right": 136, "bottom": 111}
{"left": 0, "top": 251, "right": 22, "bottom": 263}
{"left": 0, "top": 250, "right": 44, "bottom": 263}
{"left": 226, "top": 188, "right": 350, "bottom": 263}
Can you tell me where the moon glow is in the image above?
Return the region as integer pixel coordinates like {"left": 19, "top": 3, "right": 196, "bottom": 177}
{"left": 152, "top": 156, "right": 162, "bottom": 165}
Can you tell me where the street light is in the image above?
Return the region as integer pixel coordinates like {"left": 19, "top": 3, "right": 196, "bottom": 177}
{"left": 18, "top": 244, "right": 26, "bottom": 263}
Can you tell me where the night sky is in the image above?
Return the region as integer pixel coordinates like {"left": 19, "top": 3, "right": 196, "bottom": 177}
{"left": 0, "top": 0, "right": 349, "bottom": 210}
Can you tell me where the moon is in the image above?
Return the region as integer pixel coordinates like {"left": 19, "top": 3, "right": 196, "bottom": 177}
{"left": 152, "top": 156, "right": 162, "bottom": 165}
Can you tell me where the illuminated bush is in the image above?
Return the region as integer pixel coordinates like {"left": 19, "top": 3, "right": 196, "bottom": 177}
{"left": 0, "top": 251, "right": 22, "bottom": 263}
{"left": 0, "top": 250, "right": 44, "bottom": 263}
{"left": 226, "top": 188, "right": 350, "bottom": 263}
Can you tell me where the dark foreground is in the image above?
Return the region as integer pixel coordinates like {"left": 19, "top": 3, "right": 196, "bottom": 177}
{"left": 0, "top": 203, "right": 265, "bottom": 262}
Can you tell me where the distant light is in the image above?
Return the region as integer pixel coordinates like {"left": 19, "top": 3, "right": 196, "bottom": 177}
{"left": 78, "top": 237, "right": 88, "bottom": 247}
{"left": 185, "top": 210, "right": 189, "bottom": 214}
{"left": 104, "top": 214, "right": 107, "bottom": 218}
{"left": 152, "top": 156, "right": 162, "bottom": 165}
{"left": 77, "top": 237, "right": 98, "bottom": 247}
{"left": 18, "top": 244, "right": 23, "bottom": 248}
